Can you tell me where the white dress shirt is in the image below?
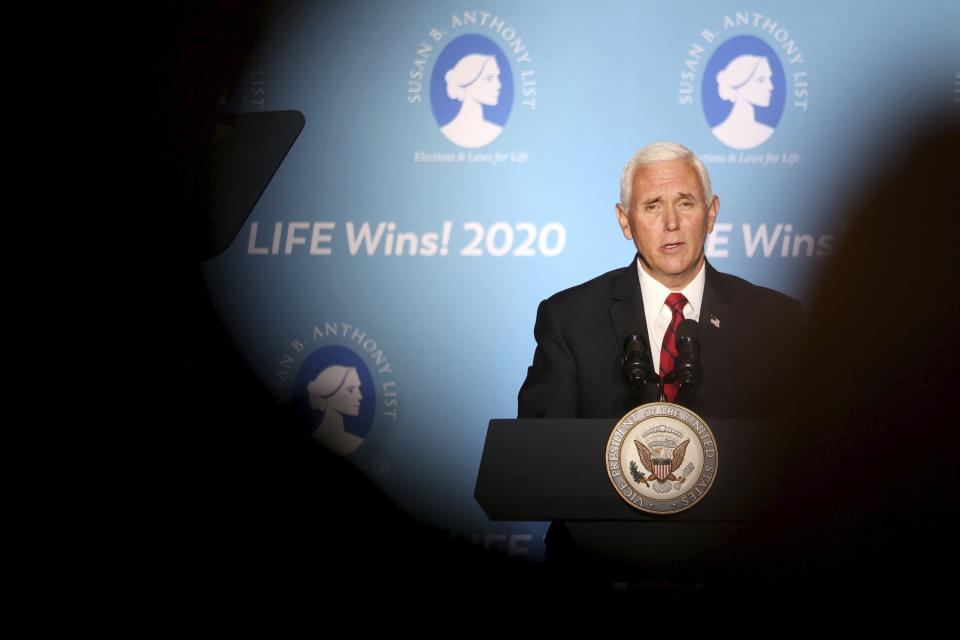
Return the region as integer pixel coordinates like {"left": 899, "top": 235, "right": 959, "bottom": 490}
{"left": 636, "top": 258, "right": 706, "bottom": 372}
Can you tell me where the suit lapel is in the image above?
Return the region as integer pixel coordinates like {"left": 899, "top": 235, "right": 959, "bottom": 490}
{"left": 608, "top": 254, "right": 654, "bottom": 371}
{"left": 700, "top": 261, "right": 734, "bottom": 373}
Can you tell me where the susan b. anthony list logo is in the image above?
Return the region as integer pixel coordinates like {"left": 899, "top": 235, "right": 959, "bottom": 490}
{"left": 678, "top": 11, "right": 809, "bottom": 157}
{"left": 407, "top": 10, "right": 536, "bottom": 161}
{"left": 273, "top": 322, "right": 398, "bottom": 457}
{"left": 431, "top": 34, "right": 512, "bottom": 149}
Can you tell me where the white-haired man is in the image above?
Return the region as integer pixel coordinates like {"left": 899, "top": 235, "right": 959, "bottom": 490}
{"left": 517, "top": 142, "right": 804, "bottom": 579}
{"left": 518, "top": 141, "right": 801, "bottom": 420}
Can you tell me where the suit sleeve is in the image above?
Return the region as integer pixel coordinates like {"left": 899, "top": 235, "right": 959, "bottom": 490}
{"left": 778, "top": 296, "right": 804, "bottom": 369}
{"left": 517, "top": 299, "right": 579, "bottom": 418}
{"left": 762, "top": 294, "right": 805, "bottom": 417}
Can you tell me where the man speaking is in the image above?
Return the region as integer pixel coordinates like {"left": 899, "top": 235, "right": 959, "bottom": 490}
{"left": 516, "top": 142, "right": 803, "bottom": 582}
{"left": 518, "top": 141, "right": 802, "bottom": 421}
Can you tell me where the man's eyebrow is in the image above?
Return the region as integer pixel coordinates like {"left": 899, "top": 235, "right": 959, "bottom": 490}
{"left": 676, "top": 192, "right": 698, "bottom": 201}
{"left": 642, "top": 196, "right": 662, "bottom": 205}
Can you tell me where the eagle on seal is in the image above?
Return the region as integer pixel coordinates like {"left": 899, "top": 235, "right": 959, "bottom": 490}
{"left": 634, "top": 439, "right": 690, "bottom": 484}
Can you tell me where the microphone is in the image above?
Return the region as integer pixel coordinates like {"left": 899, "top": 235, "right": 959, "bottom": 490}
{"left": 664, "top": 319, "right": 703, "bottom": 392}
{"left": 622, "top": 333, "right": 655, "bottom": 392}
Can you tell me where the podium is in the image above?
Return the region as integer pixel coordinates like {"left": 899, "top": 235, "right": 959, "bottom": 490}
{"left": 475, "top": 418, "right": 791, "bottom": 576}
{"left": 476, "top": 418, "right": 789, "bottom": 521}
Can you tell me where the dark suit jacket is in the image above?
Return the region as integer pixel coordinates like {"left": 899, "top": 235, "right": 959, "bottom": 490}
{"left": 518, "top": 256, "right": 802, "bottom": 420}
{"left": 517, "top": 256, "right": 804, "bottom": 580}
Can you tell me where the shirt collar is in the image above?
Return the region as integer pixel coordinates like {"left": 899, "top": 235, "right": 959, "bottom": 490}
{"left": 636, "top": 258, "right": 706, "bottom": 320}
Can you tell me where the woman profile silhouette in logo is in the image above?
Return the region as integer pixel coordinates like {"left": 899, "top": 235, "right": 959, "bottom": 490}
{"left": 307, "top": 365, "right": 364, "bottom": 456}
{"left": 711, "top": 54, "right": 776, "bottom": 150}
{"left": 440, "top": 53, "right": 503, "bottom": 149}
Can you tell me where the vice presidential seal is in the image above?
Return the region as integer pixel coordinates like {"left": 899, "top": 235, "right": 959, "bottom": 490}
{"left": 605, "top": 403, "right": 718, "bottom": 515}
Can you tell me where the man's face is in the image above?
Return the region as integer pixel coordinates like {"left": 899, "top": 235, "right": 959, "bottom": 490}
{"left": 615, "top": 159, "right": 719, "bottom": 290}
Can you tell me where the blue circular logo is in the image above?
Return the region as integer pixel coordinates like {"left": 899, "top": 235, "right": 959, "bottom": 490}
{"left": 430, "top": 34, "right": 513, "bottom": 148}
{"left": 292, "top": 345, "right": 376, "bottom": 452}
{"left": 702, "top": 36, "right": 785, "bottom": 149}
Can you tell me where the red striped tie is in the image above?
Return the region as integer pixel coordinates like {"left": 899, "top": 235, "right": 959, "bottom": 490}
{"left": 659, "top": 293, "right": 688, "bottom": 402}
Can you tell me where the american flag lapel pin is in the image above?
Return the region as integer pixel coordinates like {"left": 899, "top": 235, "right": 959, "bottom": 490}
{"left": 710, "top": 314, "right": 720, "bottom": 328}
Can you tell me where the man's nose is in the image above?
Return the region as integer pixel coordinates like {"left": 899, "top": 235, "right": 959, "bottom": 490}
{"left": 664, "top": 206, "right": 679, "bottom": 231}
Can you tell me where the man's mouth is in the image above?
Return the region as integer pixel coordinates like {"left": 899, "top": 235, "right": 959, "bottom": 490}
{"left": 661, "top": 242, "right": 684, "bottom": 252}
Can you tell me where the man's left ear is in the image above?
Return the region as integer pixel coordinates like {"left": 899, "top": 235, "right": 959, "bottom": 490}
{"left": 707, "top": 195, "right": 719, "bottom": 234}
